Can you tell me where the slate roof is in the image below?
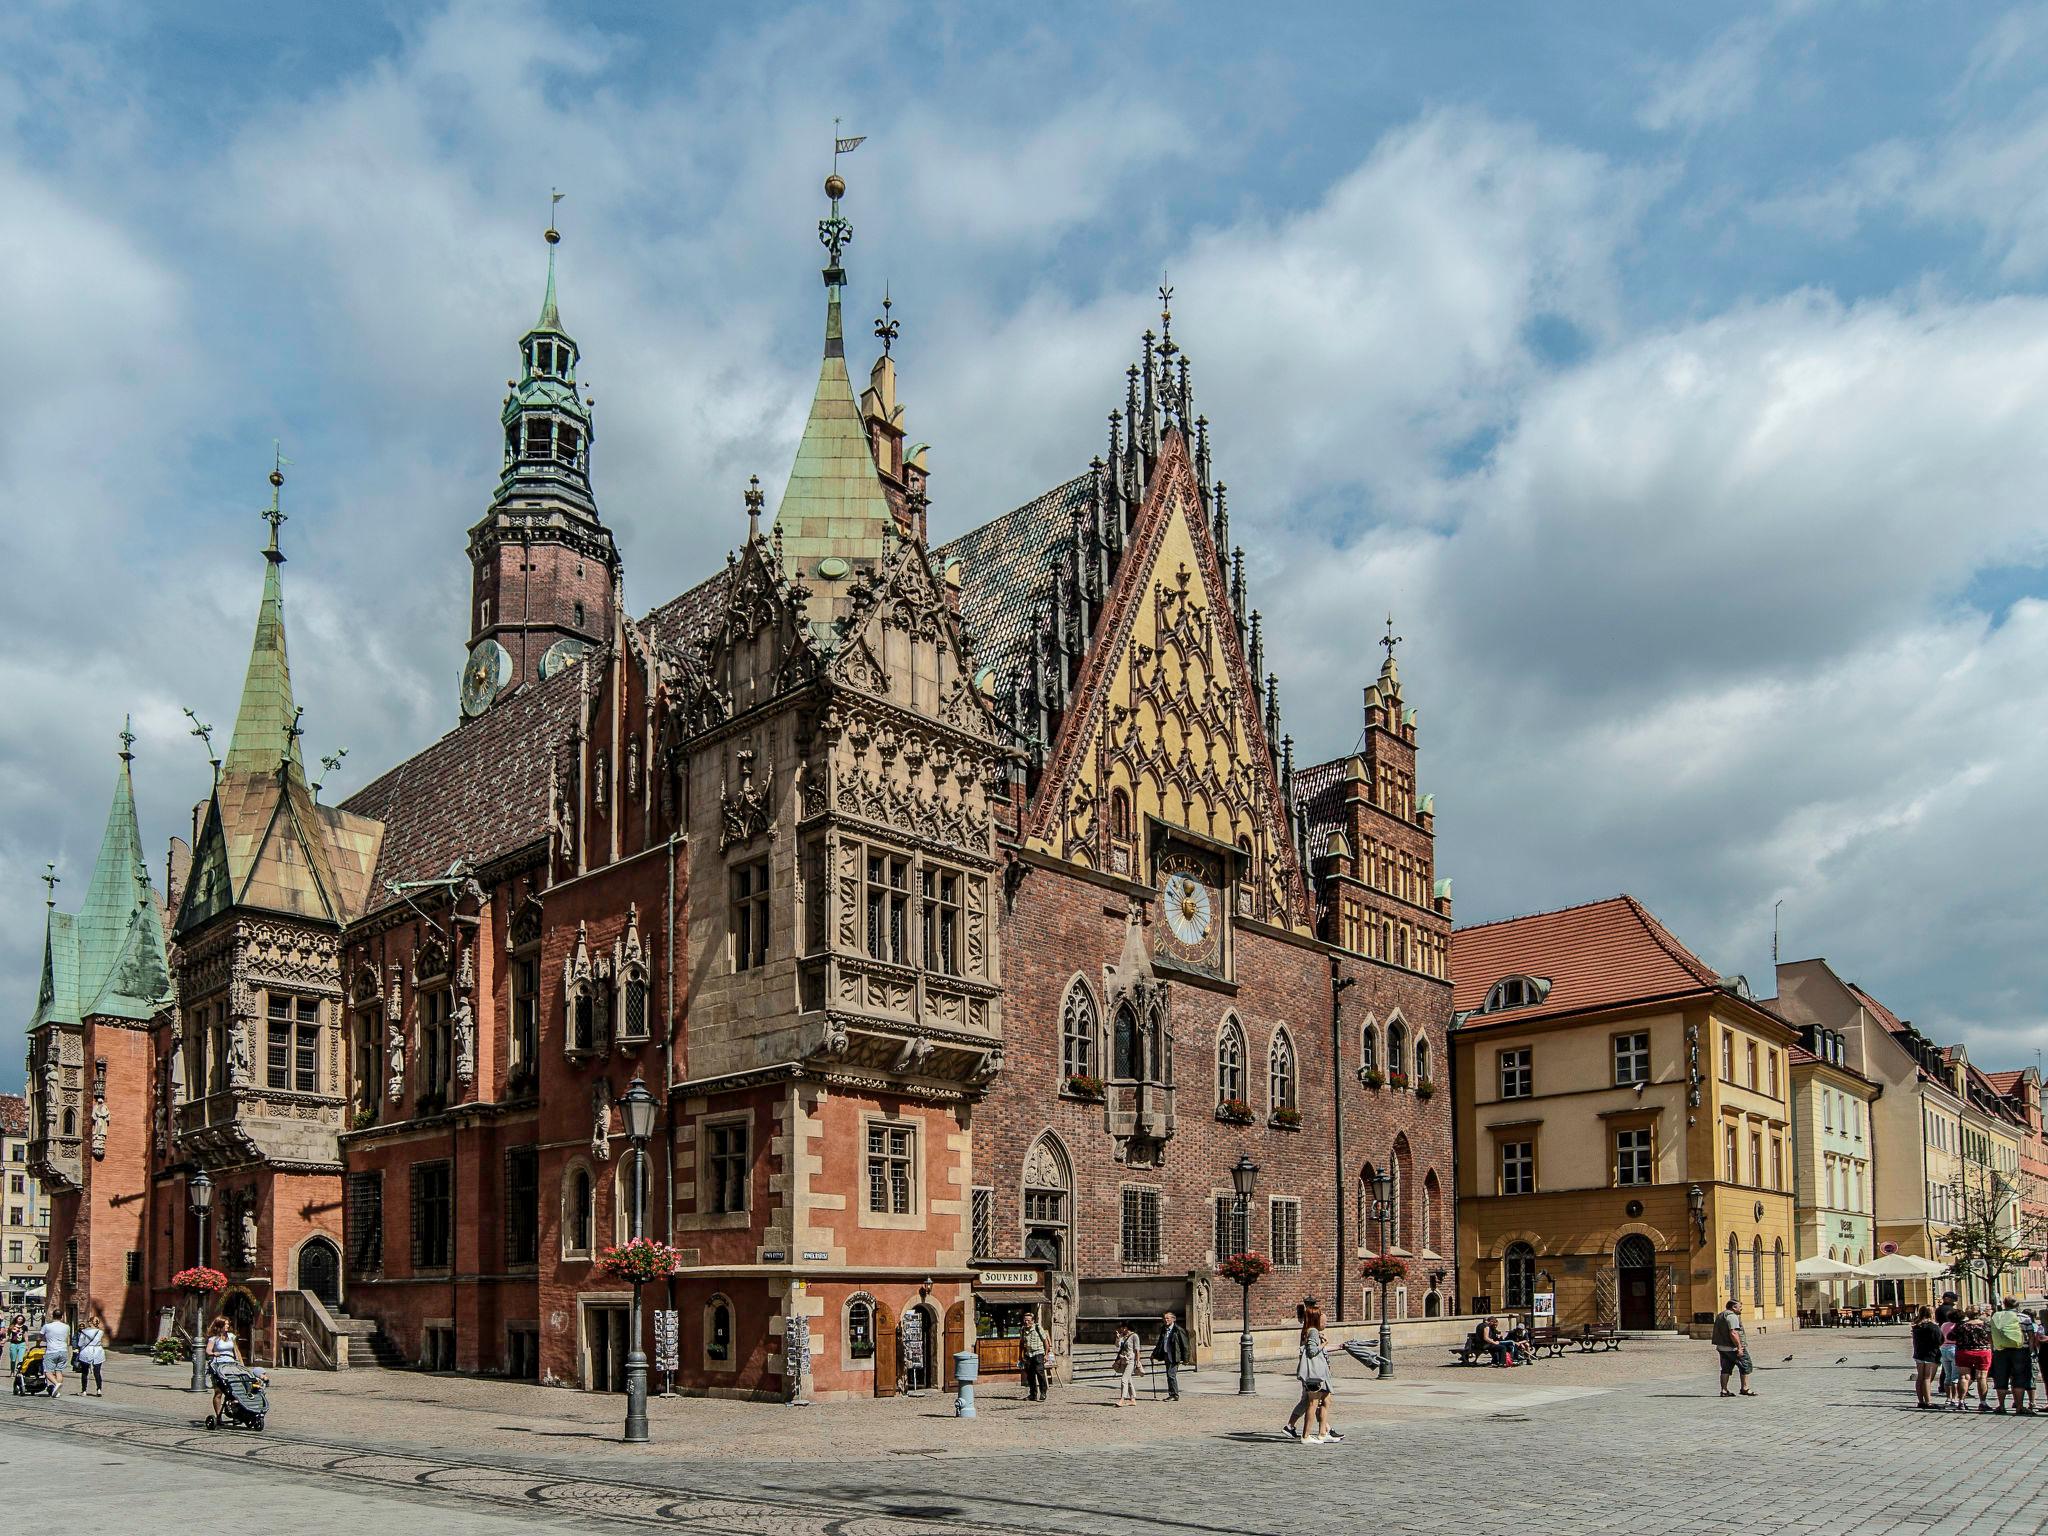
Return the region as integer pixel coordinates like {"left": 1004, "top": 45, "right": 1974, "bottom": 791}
{"left": 935, "top": 471, "right": 1091, "bottom": 691}
{"left": 1450, "top": 894, "right": 1730, "bottom": 1027}
{"left": 0, "top": 1093, "right": 26, "bottom": 1138}
{"left": 342, "top": 660, "right": 583, "bottom": 905}
{"left": 1293, "top": 756, "right": 1350, "bottom": 860}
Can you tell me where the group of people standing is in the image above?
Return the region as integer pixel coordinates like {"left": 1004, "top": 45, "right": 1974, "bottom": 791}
{"left": 1910, "top": 1291, "right": 2048, "bottom": 1413}
{"left": 1108, "top": 1310, "right": 1193, "bottom": 1404}
{"left": 6, "top": 1309, "right": 108, "bottom": 1395}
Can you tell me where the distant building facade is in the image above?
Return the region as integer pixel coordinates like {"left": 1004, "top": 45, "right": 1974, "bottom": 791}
{"left": 1784, "top": 1029, "right": 1878, "bottom": 1313}
{"left": 1, "top": 1094, "right": 49, "bottom": 1312}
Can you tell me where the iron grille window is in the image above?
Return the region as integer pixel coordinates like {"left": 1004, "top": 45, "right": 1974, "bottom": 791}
{"left": 1499, "top": 1047, "right": 1532, "bottom": 1099}
{"left": 1213, "top": 1195, "right": 1249, "bottom": 1259}
{"left": 411, "top": 1160, "right": 453, "bottom": 1270}
{"left": 1501, "top": 1140, "right": 1535, "bottom": 1195}
{"left": 1615, "top": 1127, "right": 1652, "bottom": 1186}
{"left": 1504, "top": 1243, "right": 1535, "bottom": 1308}
{"left": 622, "top": 976, "right": 648, "bottom": 1040}
{"left": 125, "top": 1250, "right": 141, "bottom": 1283}
{"left": 1121, "top": 1187, "right": 1161, "bottom": 1268}
{"left": 64, "top": 1239, "right": 77, "bottom": 1289}
{"left": 866, "top": 1122, "right": 914, "bottom": 1214}
{"left": 732, "top": 860, "right": 770, "bottom": 972}
{"left": 971, "top": 1186, "right": 995, "bottom": 1259}
{"left": 708, "top": 1122, "right": 749, "bottom": 1214}
{"left": 1613, "top": 1032, "right": 1649, "bottom": 1085}
{"left": 1269, "top": 1198, "right": 1301, "bottom": 1267}
{"left": 346, "top": 1179, "right": 382, "bottom": 1277}
{"left": 504, "top": 1146, "right": 539, "bottom": 1267}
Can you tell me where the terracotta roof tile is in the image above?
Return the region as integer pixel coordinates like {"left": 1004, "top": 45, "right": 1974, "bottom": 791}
{"left": 1294, "top": 756, "right": 1351, "bottom": 860}
{"left": 935, "top": 473, "right": 1091, "bottom": 691}
{"left": 642, "top": 567, "right": 733, "bottom": 655}
{"left": 1450, "top": 894, "right": 1727, "bottom": 1026}
{"left": 1985, "top": 1069, "right": 2027, "bottom": 1094}
{"left": 0, "top": 1093, "right": 25, "bottom": 1138}
{"left": 1849, "top": 985, "right": 1909, "bottom": 1036}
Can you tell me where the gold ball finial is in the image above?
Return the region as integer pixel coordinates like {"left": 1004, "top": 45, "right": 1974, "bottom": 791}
{"left": 545, "top": 225, "right": 561, "bottom": 245}
{"left": 824, "top": 172, "right": 845, "bottom": 200}
{"left": 269, "top": 468, "right": 284, "bottom": 488}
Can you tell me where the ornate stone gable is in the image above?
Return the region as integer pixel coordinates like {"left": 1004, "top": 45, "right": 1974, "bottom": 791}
{"left": 1021, "top": 436, "right": 1310, "bottom": 930}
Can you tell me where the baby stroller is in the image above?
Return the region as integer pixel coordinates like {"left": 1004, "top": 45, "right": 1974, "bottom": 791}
{"left": 207, "top": 1361, "right": 268, "bottom": 1431}
{"left": 11, "top": 1342, "right": 58, "bottom": 1397}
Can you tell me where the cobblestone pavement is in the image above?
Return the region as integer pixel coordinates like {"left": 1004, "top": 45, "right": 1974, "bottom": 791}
{"left": 6, "top": 1326, "right": 2048, "bottom": 1534}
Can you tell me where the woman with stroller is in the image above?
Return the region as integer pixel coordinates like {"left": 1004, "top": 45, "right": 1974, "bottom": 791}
{"left": 205, "top": 1316, "right": 243, "bottom": 1421}
{"left": 74, "top": 1312, "right": 107, "bottom": 1396}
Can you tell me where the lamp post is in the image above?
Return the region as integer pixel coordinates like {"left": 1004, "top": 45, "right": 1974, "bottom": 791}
{"left": 1231, "top": 1154, "right": 1259, "bottom": 1395}
{"left": 1368, "top": 1167, "right": 1394, "bottom": 1379}
{"left": 187, "top": 1168, "right": 213, "bottom": 1393}
{"left": 619, "top": 1077, "right": 658, "bottom": 1444}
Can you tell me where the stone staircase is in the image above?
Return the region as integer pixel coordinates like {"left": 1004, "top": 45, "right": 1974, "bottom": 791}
{"left": 332, "top": 1310, "right": 404, "bottom": 1369}
{"left": 1069, "top": 1343, "right": 1199, "bottom": 1384}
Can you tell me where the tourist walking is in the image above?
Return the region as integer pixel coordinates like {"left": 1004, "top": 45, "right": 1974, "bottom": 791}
{"left": 1151, "top": 1310, "right": 1189, "bottom": 1401}
{"left": 1941, "top": 1310, "right": 1964, "bottom": 1410}
{"left": 1911, "top": 1306, "right": 1942, "bottom": 1409}
{"left": 73, "top": 1312, "right": 107, "bottom": 1396}
{"left": 1112, "top": 1322, "right": 1141, "bottom": 1405}
{"left": 1713, "top": 1298, "right": 1755, "bottom": 1397}
{"left": 1294, "top": 1303, "right": 1340, "bottom": 1443}
{"left": 1990, "top": 1297, "right": 2034, "bottom": 1415}
{"left": 1953, "top": 1306, "right": 1994, "bottom": 1410}
{"left": 39, "top": 1311, "right": 71, "bottom": 1398}
{"left": 5, "top": 1314, "right": 25, "bottom": 1376}
{"left": 1019, "top": 1310, "right": 1050, "bottom": 1402}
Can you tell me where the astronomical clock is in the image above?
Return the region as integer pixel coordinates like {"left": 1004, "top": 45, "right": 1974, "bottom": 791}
{"left": 460, "top": 638, "right": 512, "bottom": 718}
{"left": 1152, "top": 837, "right": 1229, "bottom": 981}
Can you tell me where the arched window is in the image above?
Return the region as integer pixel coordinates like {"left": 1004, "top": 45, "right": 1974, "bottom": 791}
{"left": 1413, "top": 1036, "right": 1431, "bottom": 1086}
{"left": 563, "top": 1166, "right": 594, "bottom": 1259}
{"left": 1390, "top": 1136, "right": 1412, "bottom": 1249}
{"left": 1109, "top": 789, "right": 1131, "bottom": 842}
{"left": 62, "top": 1109, "right": 76, "bottom": 1137}
{"left": 1269, "top": 1029, "right": 1297, "bottom": 1114}
{"left": 1113, "top": 1003, "right": 1139, "bottom": 1080}
{"left": 846, "top": 1293, "right": 877, "bottom": 1362}
{"left": 1357, "top": 1162, "right": 1378, "bottom": 1250}
{"left": 1773, "top": 1239, "right": 1786, "bottom": 1308}
{"left": 1483, "top": 975, "right": 1548, "bottom": 1013}
{"left": 1060, "top": 980, "right": 1098, "bottom": 1082}
{"left": 1360, "top": 1022, "right": 1378, "bottom": 1075}
{"left": 704, "top": 1294, "right": 733, "bottom": 1365}
{"left": 1216, "top": 1017, "right": 1246, "bottom": 1107}
{"left": 1752, "top": 1236, "right": 1764, "bottom": 1309}
{"left": 1387, "top": 1019, "right": 1407, "bottom": 1080}
{"left": 1022, "top": 1134, "right": 1072, "bottom": 1271}
{"left": 1505, "top": 1242, "right": 1536, "bottom": 1309}
{"left": 1422, "top": 1170, "right": 1442, "bottom": 1255}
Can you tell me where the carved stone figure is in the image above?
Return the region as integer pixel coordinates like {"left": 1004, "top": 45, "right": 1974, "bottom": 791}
{"left": 1050, "top": 1273, "right": 1077, "bottom": 1380}
{"left": 591, "top": 1081, "right": 611, "bottom": 1162}
{"left": 90, "top": 1099, "right": 110, "bottom": 1160}
{"left": 454, "top": 944, "right": 477, "bottom": 1084}
{"left": 227, "top": 1019, "right": 253, "bottom": 1087}
{"left": 1189, "top": 1270, "right": 1213, "bottom": 1352}
{"left": 240, "top": 1199, "right": 260, "bottom": 1267}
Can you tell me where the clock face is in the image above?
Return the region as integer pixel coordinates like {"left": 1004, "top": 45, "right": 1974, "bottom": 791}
{"left": 1163, "top": 872, "right": 1213, "bottom": 946}
{"left": 460, "top": 639, "right": 511, "bottom": 717}
{"left": 538, "top": 635, "right": 590, "bottom": 681}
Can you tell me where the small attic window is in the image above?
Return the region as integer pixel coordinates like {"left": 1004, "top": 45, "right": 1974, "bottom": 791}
{"left": 1482, "top": 974, "right": 1550, "bottom": 1013}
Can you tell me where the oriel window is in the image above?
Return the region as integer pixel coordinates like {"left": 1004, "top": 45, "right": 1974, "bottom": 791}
{"left": 921, "top": 867, "right": 960, "bottom": 975}
{"left": 865, "top": 853, "right": 909, "bottom": 964}
{"left": 732, "top": 860, "right": 770, "bottom": 972}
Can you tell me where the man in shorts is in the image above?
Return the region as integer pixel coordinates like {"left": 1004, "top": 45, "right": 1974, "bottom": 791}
{"left": 1713, "top": 1298, "right": 1755, "bottom": 1397}
{"left": 1990, "top": 1296, "right": 2034, "bottom": 1415}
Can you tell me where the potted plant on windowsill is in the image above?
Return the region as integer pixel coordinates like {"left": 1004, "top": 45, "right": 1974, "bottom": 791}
{"left": 1065, "top": 1073, "right": 1106, "bottom": 1101}
{"left": 350, "top": 1102, "right": 378, "bottom": 1131}
{"left": 1357, "top": 1067, "right": 1384, "bottom": 1089}
{"left": 1217, "top": 1097, "right": 1254, "bottom": 1125}
{"left": 1270, "top": 1105, "right": 1303, "bottom": 1130}
{"left": 1414, "top": 1078, "right": 1436, "bottom": 1101}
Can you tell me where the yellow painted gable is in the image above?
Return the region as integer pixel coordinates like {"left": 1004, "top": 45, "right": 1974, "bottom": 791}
{"left": 1027, "top": 455, "right": 1307, "bottom": 930}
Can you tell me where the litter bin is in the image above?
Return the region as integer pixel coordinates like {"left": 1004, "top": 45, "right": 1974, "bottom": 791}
{"left": 953, "top": 1349, "right": 980, "bottom": 1418}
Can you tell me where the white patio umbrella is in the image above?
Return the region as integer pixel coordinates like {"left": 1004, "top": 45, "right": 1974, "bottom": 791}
{"left": 1796, "top": 1256, "right": 1872, "bottom": 1278}
{"left": 1863, "top": 1253, "right": 1948, "bottom": 1278}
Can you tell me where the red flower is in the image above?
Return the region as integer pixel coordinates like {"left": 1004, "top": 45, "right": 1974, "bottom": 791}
{"left": 1218, "top": 1251, "right": 1273, "bottom": 1285}
{"left": 172, "top": 1265, "right": 229, "bottom": 1295}
{"left": 594, "top": 1238, "right": 685, "bottom": 1285}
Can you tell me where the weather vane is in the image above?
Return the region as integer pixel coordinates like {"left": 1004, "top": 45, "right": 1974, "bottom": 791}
{"left": 182, "top": 707, "right": 218, "bottom": 770}
{"left": 548, "top": 187, "right": 564, "bottom": 244}
{"left": 1381, "top": 614, "right": 1402, "bottom": 658}
{"left": 262, "top": 442, "right": 290, "bottom": 552}
{"left": 874, "top": 285, "right": 899, "bottom": 356}
{"left": 118, "top": 713, "right": 136, "bottom": 761}
{"left": 1158, "top": 271, "right": 1175, "bottom": 357}
{"left": 820, "top": 120, "right": 863, "bottom": 269}
{"left": 40, "top": 862, "right": 59, "bottom": 908}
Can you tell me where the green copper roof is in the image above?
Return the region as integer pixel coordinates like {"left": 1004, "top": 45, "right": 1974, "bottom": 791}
{"left": 223, "top": 545, "right": 305, "bottom": 779}
{"left": 31, "top": 911, "right": 80, "bottom": 1029}
{"left": 532, "top": 238, "right": 565, "bottom": 337}
{"left": 773, "top": 281, "right": 894, "bottom": 571}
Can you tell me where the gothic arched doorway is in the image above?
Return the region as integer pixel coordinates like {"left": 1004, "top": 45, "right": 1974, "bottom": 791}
{"left": 1617, "top": 1234, "right": 1657, "bottom": 1330}
{"left": 298, "top": 1235, "right": 341, "bottom": 1309}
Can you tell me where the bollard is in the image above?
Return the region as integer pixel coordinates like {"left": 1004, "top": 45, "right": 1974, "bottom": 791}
{"left": 953, "top": 1349, "right": 979, "bottom": 1418}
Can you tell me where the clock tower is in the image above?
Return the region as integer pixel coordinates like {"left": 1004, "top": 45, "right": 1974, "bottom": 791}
{"left": 461, "top": 217, "right": 619, "bottom": 719}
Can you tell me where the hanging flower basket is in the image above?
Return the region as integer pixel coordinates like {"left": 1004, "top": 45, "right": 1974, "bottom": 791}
{"left": 1414, "top": 1079, "right": 1436, "bottom": 1101}
{"left": 1218, "top": 1251, "right": 1273, "bottom": 1286}
{"left": 1216, "top": 1097, "right": 1254, "bottom": 1125}
{"left": 1362, "top": 1255, "right": 1409, "bottom": 1286}
{"left": 172, "top": 1265, "right": 229, "bottom": 1296}
{"left": 1066, "top": 1074, "right": 1106, "bottom": 1100}
{"left": 1271, "top": 1106, "right": 1303, "bottom": 1130}
{"left": 594, "top": 1238, "right": 685, "bottom": 1286}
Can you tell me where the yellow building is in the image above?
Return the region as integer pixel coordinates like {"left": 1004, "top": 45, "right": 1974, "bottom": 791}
{"left": 1452, "top": 897, "right": 1799, "bottom": 1335}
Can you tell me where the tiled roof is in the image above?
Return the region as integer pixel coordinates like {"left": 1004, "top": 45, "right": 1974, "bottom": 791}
{"left": 1985, "top": 1069, "right": 2028, "bottom": 1094}
{"left": 342, "top": 662, "right": 583, "bottom": 904}
{"left": 641, "top": 566, "right": 732, "bottom": 655}
{"left": 935, "top": 472, "right": 1091, "bottom": 692}
{"left": 1294, "top": 756, "right": 1350, "bottom": 860}
{"left": 1788, "top": 1043, "right": 1821, "bottom": 1067}
{"left": 0, "top": 1093, "right": 25, "bottom": 1138}
{"left": 1850, "top": 984, "right": 1909, "bottom": 1036}
{"left": 1451, "top": 894, "right": 1728, "bottom": 1027}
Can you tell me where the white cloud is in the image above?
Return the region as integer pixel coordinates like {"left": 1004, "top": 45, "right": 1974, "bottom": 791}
{"left": 1639, "top": 13, "right": 1785, "bottom": 134}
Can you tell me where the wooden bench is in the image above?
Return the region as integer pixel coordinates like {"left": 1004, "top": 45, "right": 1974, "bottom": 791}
{"left": 1576, "top": 1326, "right": 1622, "bottom": 1352}
{"left": 1527, "top": 1324, "right": 1570, "bottom": 1359}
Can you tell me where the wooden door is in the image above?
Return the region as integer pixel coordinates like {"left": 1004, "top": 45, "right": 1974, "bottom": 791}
{"left": 942, "top": 1301, "right": 966, "bottom": 1389}
{"left": 874, "top": 1302, "right": 897, "bottom": 1397}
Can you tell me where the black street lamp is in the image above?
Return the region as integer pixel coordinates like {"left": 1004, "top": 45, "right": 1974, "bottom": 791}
{"left": 1368, "top": 1167, "right": 1394, "bottom": 1379}
{"left": 1231, "top": 1154, "right": 1259, "bottom": 1395}
{"left": 619, "top": 1077, "right": 658, "bottom": 1444}
{"left": 188, "top": 1167, "right": 213, "bottom": 1394}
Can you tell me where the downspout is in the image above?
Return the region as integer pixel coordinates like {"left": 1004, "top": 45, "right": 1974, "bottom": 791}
{"left": 662, "top": 827, "right": 680, "bottom": 1393}
{"left": 1331, "top": 963, "right": 1355, "bottom": 1321}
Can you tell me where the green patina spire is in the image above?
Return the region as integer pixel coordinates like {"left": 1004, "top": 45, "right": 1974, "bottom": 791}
{"left": 224, "top": 457, "right": 306, "bottom": 778}
{"left": 495, "top": 209, "right": 597, "bottom": 518}
{"left": 75, "top": 719, "right": 173, "bottom": 1017}
{"left": 772, "top": 162, "right": 895, "bottom": 589}
{"left": 536, "top": 223, "right": 564, "bottom": 334}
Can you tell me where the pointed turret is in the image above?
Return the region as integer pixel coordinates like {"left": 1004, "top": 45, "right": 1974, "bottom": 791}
{"left": 225, "top": 464, "right": 303, "bottom": 778}
{"left": 773, "top": 166, "right": 898, "bottom": 621}
{"left": 75, "top": 721, "right": 173, "bottom": 1019}
{"left": 464, "top": 211, "right": 620, "bottom": 716}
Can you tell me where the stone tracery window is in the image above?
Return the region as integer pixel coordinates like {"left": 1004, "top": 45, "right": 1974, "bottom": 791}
{"left": 1269, "top": 1028, "right": 1296, "bottom": 1114}
{"left": 1216, "top": 1016, "right": 1246, "bottom": 1106}
{"left": 1060, "top": 979, "right": 1098, "bottom": 1082}
{"left": 1386, "top": 1018, "right": 1407, "bottom": 1080}
{"left": 1360, "top": 1022, "right": 1378, "bottom": 1075}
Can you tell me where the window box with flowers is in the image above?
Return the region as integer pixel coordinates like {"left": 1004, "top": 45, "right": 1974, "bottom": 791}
{"left": 1270, "top": 1106, "right": 1303, "bottom": 1130}
{"left": 1387, "top": 1069, "right": 1410, "bottom": 1091}
{"left": 1065, "top": 1074, "right": 1106, "bottom": 1101}
{"left": 1414, "top": 1078, "right": 1436, "bottom": 1101}
{"left": 1216, "top": 1097, "right": 1254, "bottom": 1126}
{"left": 1357, "top": 1067, "right": 1384, "bottom": 1090}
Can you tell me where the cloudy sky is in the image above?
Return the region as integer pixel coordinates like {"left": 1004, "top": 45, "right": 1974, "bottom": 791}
{"left": 4, "top": 1, "right": 2046, "bottom": 1089}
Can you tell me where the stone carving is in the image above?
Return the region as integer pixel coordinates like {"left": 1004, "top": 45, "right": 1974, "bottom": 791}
{"left": 547, "top": 757, "right": 575, "bottom": 871}
{"left": 1050, "top": 1273, "right": 1077, "bottom": 1377}
{"left": 591, "top": 1080, "right": 612, "bottom": 1162}
{"left": 720, "top": 746, "right": 775, "bottom": 849}
{"left": 90, "top": 1099, "right": 109, "bottom": 1160}
{"left": 626, "top": 740, "right": 640, "bottom": 797}
{"left": 968, "top": 1047, "right": 1003, "bottom": 1085}
{"left": 593, "top": 750, "right": 608, "bottom": 815}
{"left": 386, "top": 964, "right": 407, "bottom": 1102}
{"left": 889, "top": 1035, "right": 934, "bottom": 1074}
{"left": 227, "top": 1018, "right": 252, "bottom": 1088}
{"left": 818, "top": 1017, "right": 850, "bottom": 1058}
{"left": 238, "top": 1196, "right": 260, "bottom": 1267}
{"left": 453, "top": 943, "right": 476, "bottom": 1087}
{"left": 1190, "top": 1271, "right": 1213, "bottom": 1351}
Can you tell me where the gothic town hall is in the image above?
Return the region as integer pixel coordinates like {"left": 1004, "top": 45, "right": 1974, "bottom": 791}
{"left": 25, "top": 170, "right": 1455, "bottom": 1399}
